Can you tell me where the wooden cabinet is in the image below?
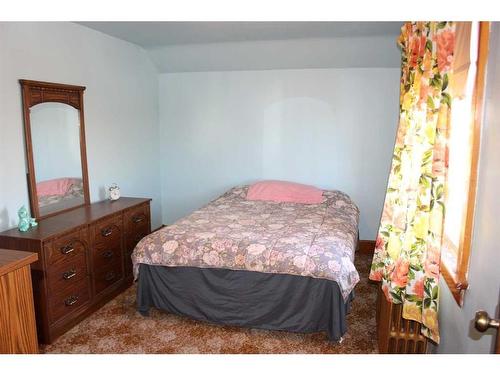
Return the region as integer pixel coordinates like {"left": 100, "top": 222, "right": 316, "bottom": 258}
{"left": 123, "top": 203, "right": 151, "bottom": 279}
{"left": 0, "top": 197, "right": 151, "bottom": 344}
{"left": 0, "top": 249, "right": 39, "bottom": 353}
{"left": 91, "top": 213, "right": 124, "bottom": 297}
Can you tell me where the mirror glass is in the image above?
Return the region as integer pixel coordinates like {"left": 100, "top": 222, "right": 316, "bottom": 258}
{"left": 30, "top": 102, "right": 84, "bottom": 216}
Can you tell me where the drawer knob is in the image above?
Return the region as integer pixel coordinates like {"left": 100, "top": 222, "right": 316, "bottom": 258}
{"left": 102, "top": 250, "right": 114, "bottom": 259}
{"left": 101, "top": 227, "right": 113, "bottom": 237}
{"left": 60, "top": 244, "right": 75, "bottom": 255}
{"left": 132, "top": 215, "right": 144, "bottom": 224}
{"left": 105, "top": 271, "right": 116, "bottom": 282}
{"left": 64, "top": 295, "right": 79, "bottom": 306}
{"left": 62, "top": 269, "right": 77, "bottom": 280}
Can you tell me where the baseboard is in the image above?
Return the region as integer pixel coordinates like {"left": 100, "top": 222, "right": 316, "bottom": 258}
{"left": 358, "top": 240, "right": 375, "bottom": 255}
{"left": 152, "top": 224, "right": 166, "bottom": 233}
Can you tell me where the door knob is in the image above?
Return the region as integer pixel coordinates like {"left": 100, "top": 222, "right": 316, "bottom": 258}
{"left": 474, "top": 310, "right": 500, "bottom": 332}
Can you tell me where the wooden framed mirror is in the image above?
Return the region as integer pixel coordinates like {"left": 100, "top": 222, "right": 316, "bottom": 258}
{"left": 20, "top": 80, "right": 90, "bottom": 219}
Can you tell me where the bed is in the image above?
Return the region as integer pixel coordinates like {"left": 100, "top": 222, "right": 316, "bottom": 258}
{"left": 132, "top": 185, "right": 360, "bottom": 341}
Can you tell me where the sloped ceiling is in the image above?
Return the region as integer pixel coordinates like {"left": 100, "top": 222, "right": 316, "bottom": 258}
{"left": 78, "top": 22, "right": 402, "bottom": 72}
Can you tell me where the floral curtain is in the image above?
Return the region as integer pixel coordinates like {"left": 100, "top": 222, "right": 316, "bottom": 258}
{"left": 369, "top": 21, "right": 456, "bottom": 343}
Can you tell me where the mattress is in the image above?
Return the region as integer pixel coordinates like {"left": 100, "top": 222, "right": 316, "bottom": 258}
{"left": 133, "top": 185, "right": 360, "bottom": 300}
{"left": 136, "top": 264, "right": 354, "bottom": 341}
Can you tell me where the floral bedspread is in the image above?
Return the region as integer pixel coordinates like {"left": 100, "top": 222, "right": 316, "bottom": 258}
{"left": 132, "top": 186, "right": 360, "bottom": 300}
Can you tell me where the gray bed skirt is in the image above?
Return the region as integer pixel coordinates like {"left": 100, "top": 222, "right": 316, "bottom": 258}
{"left": 136, "top": 264, "right": 354, "bottom": 342}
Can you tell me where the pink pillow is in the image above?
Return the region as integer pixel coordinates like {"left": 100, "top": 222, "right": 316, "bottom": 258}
{"left": 246, "top": 180, "right": 324, "bottom": 204}
{"left": 37, "top": 178, "right": 78, "bottom": 197}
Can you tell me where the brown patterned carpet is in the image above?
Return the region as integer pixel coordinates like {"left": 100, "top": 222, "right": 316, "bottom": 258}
{"left": 41, "top": 252, "right": 378, "bottom": 354}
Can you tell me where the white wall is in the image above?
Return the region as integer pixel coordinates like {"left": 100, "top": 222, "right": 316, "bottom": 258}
{"left": 149, "top": 36, "right": 400, "bottom": 73}
{"left": 0, "top": 22, "right": 400, "bottom": 242}
{"left": 436, "top": 22, "right": 500, "bottom": 354}
{"left": 159, "top": 68, "right": 400, "bottom": 240}
{"left": 0, "top": 22, "right": 162, "bottom": 230}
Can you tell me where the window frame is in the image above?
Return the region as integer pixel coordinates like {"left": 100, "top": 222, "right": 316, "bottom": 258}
{"left": 440, "top": 21, "right": 490, "bottom": 306}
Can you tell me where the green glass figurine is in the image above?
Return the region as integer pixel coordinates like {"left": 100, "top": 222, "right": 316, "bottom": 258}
{"left": 18, "top": 205, "right": 38, "bottom": 232}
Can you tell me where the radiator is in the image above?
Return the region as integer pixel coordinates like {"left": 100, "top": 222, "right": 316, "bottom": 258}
{"left": 376, "top": 285, "right": 429, "bottom": 354}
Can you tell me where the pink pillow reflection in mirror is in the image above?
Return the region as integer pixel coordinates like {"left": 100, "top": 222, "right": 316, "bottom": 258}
{"left": 37, "top": 177, "right": 80, "bottom": 197}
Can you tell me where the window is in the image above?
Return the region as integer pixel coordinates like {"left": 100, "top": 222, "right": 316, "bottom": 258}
{"left": 440, "top": 21, "right": 490, "bottom": 306}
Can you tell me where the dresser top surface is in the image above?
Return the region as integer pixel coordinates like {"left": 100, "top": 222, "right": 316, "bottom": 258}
{"left": 0, "top": 197, "right": 151, "bottom": 241}
{"left": 0, "top": 249, "right": 38, "bottom": 276}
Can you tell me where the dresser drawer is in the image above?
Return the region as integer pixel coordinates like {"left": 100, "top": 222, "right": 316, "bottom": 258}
{"left": 47, "top": 253, "right": 88, "bottom": 292}
{"left": 94, "top": 261, "right": 123, "bottom": 296}
{"left": 124, "top": 230, "right": 149, "bottom": 276}
{"left": 93, "top": 241, "right": 123, "bottom": 270}
{"left": 124, "top": 203, "right": 150, "bottom": 233}
{"left": 47, "top": 228, "right": 88, "bottom": 266}
{"left": 123, "top": 203, "right": 151, "bottom": 276}
{"left": 48, "top": 277, "right": 91, "bottom": 324}
{"left": 93, "top": 214, "right": 123, "bottom": 248}
{"left": 125, "top": 227, "right": 150, "bottom": 254}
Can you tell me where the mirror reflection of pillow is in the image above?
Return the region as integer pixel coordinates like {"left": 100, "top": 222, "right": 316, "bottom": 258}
{"left": 37, "top": 177, "right": 81, "bottom": 197}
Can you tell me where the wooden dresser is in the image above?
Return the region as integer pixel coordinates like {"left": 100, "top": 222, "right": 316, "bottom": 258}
{"left": 0, "top": 197, "right": 151, "bottom": 344}
{"left": 0, "top": 249, "right": 39, "bottom": 353}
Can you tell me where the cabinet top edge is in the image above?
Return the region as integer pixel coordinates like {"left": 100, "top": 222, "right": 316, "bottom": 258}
{"left": 0, "top": 249, "right": 38, "bottom": 276}
{"left": 0, "top": 197, "right": 151, "bottom": 241}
